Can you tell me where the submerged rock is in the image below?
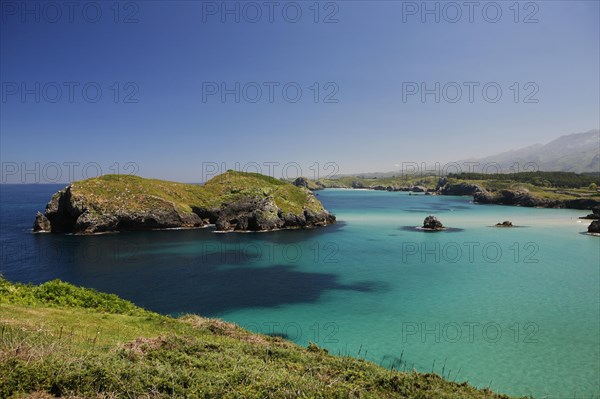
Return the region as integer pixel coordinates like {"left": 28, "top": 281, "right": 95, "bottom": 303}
{"left": 422, "top": 215, "right": 445, "bottom": 230}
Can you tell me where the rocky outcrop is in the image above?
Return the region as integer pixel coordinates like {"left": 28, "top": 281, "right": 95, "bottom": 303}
{"left": 422, "top": 215, "right": 445, "bottom": 231}
{"left": 292, "top": 177, "right": 325, "bottom": 191}
{"left": 440, "top": 182, "right": 485, "bottom": 196}
{"left": 33, "top": 173, "right": 336, "bottom": 234}
{"left": 580, "top": 206, "right": 600, "bottom": 220}
{"left": 33, "top": 186, "right": 207, "bottom": 234}
{"left": 411, "top": 186, "right": 427, "bottom": 193}
{"left": 474, "top": 189, "right": 600, "bottom": 210}
{"left": 210, "top": 195, "right": 335, "bottom": 232}
{"left": 33, "top": 212, "right": 51, "bottom": 232}
{"left": 588, "top": 220, "right": 600, "bottom": 234}
{"left": 495, "top": 221, "right": 513, "bottom": 227}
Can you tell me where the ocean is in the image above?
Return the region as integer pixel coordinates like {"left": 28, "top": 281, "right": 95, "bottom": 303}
{"left": 1, "top": 184, "right": 598, "bottom": 398}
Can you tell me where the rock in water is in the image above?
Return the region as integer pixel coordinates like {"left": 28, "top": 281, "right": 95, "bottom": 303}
{"left": 580, "top": 206, "right": 600, "bottom": 220}
{"left": 423, "top": 215, "right": 444, "bottom": 230}
{"left": 588, "top": 220, "right": 600, "bottom": 234}
{"left": 33, "top": 211, "right": 51, "bottom": 232}
{"left": 495, "top": 221, "right": 513, "bottom": 227}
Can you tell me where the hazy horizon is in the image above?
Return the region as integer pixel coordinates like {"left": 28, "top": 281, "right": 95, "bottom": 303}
{"left": 0, "top": 127, "right": 598, "bottom": 184}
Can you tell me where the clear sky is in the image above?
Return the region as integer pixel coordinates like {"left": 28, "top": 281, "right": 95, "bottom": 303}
{"left": 1, "top": 1, "right": 599, "bottom": 182}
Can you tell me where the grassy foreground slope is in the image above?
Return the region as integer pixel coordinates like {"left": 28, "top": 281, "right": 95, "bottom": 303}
{"left": 0, "top": 278, "right": 518, "bottom": 399}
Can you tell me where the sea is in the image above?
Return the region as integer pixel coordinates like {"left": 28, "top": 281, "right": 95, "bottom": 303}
{"left": 1, "top": 184, "right": 598, "bottom": 398}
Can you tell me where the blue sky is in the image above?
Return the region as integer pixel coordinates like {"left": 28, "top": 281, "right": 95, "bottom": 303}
{"left": 1, "top": 1, "right": 599, "bottom": 182}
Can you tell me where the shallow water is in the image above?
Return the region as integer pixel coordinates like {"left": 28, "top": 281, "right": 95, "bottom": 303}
{"left": 1, "top": 185, "right": 598, "bottom": 397}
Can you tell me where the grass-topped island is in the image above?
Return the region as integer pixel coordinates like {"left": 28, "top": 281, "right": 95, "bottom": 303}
{"left": 0, "top": 278, "right": 521, "bottom": 398}
{"left": 33, "top": 171, "right": 335, "bottom": 234}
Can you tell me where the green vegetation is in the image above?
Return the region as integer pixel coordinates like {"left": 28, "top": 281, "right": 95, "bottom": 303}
{"left": 312, "top": 172, "right": 600, "bottom": 205}
{"left": 72, "top": 170, "right": 325, "bottom": 217}
{"left": 318, "top": 175, "right": 439, "bottom": 189}
{"left": 200, "top": 171, "right": 325, "bottom": 213}
{"left": 315, "top": 171, "right": 599, "bottom": 192}
{"left": 0, "top": 278, "right": 519, "bottom": 398}
{"left": 447, "top": 172, "right": 600, "bottom": 189}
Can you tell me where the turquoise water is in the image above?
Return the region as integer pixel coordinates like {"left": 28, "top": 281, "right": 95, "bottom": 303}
{"left": 218, "top": 190, "right": 600, "bottom": 398}
{"left": 1, "top": 186, "right": 598, "bottom": 397}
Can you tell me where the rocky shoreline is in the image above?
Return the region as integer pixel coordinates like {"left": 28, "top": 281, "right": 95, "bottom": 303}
{"left": 305, "top": 177, "right": 600, "bottom": 211}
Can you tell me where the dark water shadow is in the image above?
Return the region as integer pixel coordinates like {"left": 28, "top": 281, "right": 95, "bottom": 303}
{"left": 131, "top": 263, "right": 389, "bottom": 316}
{"left": 15, "top": 224, "right": 387, "bottom": 318}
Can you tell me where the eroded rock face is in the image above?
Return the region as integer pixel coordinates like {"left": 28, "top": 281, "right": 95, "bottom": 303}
{"left": 212, "top": 195, "right": 335, "bottom": 232}
{"left": 588, "top": 220, "right": 600, "bottom": 234}
{"left": 33, "top": 211, "right": 51, "bottom": 232}
{"left": 33, "top": 185, "right": 207, "bottom": 234}
{"left": 423, "top": 215, "right": 444, "bottom": 230}
{"left": 440, "top": 182, "right": 485, "bottom": 196}
{"left": 293, "top": 177, "right": 310, "bottom": 188}
{"left": 580, "top": 206, "right": 600, "bottom": 219}
{"left": 292, "top": 177, "right": 325, "bottom": 191}
{"left": 215, "top": 196, "right": 281, "bottom": 231}
{"left": 473, "top": 189, "right": 600, "bottom": 209}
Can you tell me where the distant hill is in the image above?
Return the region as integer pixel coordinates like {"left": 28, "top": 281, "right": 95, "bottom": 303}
{"left": 334, "top": 130, "right": 599, "bottom": 178}
{"left": 459, "top": 130, "right": 599, "bottom": 173}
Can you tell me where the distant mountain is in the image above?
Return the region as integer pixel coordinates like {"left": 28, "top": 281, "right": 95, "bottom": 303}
{"left": 332, "top": 130, "right": 600, "bottom": 179}
{"left": 459, "top": 130, "right": 600, "bottom": 173}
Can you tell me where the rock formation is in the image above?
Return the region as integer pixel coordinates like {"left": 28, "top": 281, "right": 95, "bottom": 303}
{"left": 422, "top": 215, "right": 445, "bottom": 231}
{"left": 473, "top": 189, "right": 600, "bottom": 209}
{"left": 588, "top": 220, "right": 600, "bottom": 234}
{"left": 292, "top": 177, "right": 325, "bottom": 191}
{"left": 440, "top": 182, "right": 485, "bottom": 196}
{"left": 33, "top": 172, "right": 335, "bottom": 234}
{"left": 580, "top": 206, "right": 600, "bottom": 220}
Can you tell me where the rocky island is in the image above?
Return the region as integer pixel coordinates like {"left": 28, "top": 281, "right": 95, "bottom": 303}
{"left": 422, "top": 215, "right": 446, "bottom": 231}
{"left": 33, "top": 171, "right": 335, "bottom": 234}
